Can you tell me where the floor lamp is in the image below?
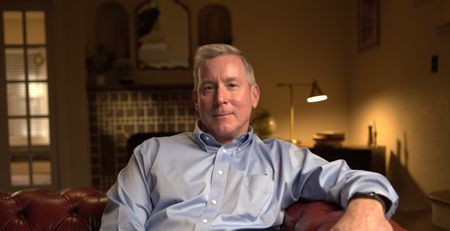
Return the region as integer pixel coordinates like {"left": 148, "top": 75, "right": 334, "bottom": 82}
{"left": 276, "top": 80, "right": 328, "bottom": 144}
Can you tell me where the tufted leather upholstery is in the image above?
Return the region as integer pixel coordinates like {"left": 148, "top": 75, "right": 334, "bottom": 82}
{"left": 0, "top": 187, "right": 107, "bottom": 231}
{"left": 0, "top": 187, "right": 405, "bottom": 231}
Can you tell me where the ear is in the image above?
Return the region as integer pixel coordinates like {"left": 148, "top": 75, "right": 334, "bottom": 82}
{"left": 250, "top": 84, "right": 260, "bottom": 108}
{"left": 192, "top": 90, "right": 199, "bottom": 111}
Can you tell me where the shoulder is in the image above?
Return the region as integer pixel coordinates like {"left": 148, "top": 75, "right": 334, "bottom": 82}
{"left": 133, "top": 132, "right": 196, "bottom": 163}
{"left": 259, "top": 137, "right": 297, "bottom": 151}
{"left": 138, "top": 132, "right": 204, "bottom": 156}
{"left": 253, "top": 137, "right": 312, "bottom": 159}
{"left": 140, "top": 132, "right": 194, "bottom": 148}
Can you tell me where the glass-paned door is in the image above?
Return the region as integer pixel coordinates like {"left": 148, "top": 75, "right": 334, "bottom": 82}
{"left": 1, "top": 8, "right": 56, "bottom": 190}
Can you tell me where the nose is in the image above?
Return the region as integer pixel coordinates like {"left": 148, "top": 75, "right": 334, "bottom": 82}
{"left": 214, "top": 85, "right": 228, "bottom": 107}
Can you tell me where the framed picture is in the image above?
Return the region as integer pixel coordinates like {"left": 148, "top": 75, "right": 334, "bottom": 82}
{"left": 358, "top": 0, "right": 380, "bottom": 50}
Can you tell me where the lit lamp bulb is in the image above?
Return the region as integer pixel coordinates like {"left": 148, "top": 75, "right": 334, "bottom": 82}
{"left": 307, "top": 94, "right": 328, "bottom": 103}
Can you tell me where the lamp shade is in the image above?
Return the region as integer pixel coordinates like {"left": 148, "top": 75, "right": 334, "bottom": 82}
{"left": 307, "top": 80, "right": 328, "bottom": 103}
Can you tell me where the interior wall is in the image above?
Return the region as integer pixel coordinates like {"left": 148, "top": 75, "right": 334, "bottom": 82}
{"left": 348, "top": 0, "right": 450, "bottom": 211}
{"left": 53, "top": 0, "right": 91, "bottom": 188}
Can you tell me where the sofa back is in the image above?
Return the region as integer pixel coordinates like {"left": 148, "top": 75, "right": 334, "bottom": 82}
{"left": 0, "top": 187, "right": 106, "bottom": 231}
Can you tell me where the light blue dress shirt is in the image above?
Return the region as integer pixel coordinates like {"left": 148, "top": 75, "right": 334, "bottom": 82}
{"left": 100, "top": 123, "right": 399, "bottom": 230}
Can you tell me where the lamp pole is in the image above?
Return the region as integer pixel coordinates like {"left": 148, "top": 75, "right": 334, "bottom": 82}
{"left": 288, "top": 84, "right": 296, "bottom": 144}
{"left": 278, "top": 83, "right": 309, "bottom": 144}
{"left": 277, "top": 81, "right": 327, "bottom": 144}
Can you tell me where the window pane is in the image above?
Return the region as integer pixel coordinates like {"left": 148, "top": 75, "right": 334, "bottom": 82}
{"left": 7, "top": 83, "right": 26, "bottom": 116}
{"left": 3, "top": 11, "right": 23, "bottom": 45}
{"left": 8, "top": 118, "right": 28, "bottom": 147}
{"left": 25, "top": 11, "right": 46, "bottom": 45}
{"left": 11, "top": 156, "right": 30, "bottom": 186}
{"left": 29, "top": 83, "right": 48, "bottom": 115}
{"left": 31, "top": 118, "right": 50, "bottom": 145}
{"left": 27, "top": 47, "right": 47, "bottom": 80}
{"left": 32, "top": 155, "right": 51, "bottom": 185}
{"left": 5, "top": 48, "right": 25, "bottom": 80}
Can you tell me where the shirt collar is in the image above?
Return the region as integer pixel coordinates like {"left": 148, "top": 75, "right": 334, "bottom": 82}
{"left": 193, "top": 121, "right": 255, "bottom": 154}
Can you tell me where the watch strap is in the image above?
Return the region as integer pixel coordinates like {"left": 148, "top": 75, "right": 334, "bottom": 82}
{"left": 349, "top": 192, "right": 391, "bottom": 213}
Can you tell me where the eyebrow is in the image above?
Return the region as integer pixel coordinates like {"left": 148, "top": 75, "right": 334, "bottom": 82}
{"left": 200, "top": 76, "right": 238, "bottom": 84}
{"left": 199, "top": 80, "right": 214, "bottom": 86}
{"left": 225, "top": 76, "right": 238, "bottom": 81}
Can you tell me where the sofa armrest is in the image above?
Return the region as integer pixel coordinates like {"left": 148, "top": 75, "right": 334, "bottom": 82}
{"left": 0, "top": 187, "right": 107, "bottom": 231}
{"left": 281, "top": 201, "right": 406, "bottom": 231}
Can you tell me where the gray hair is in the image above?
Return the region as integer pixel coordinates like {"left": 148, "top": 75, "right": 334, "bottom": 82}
{"left": 193, "top": 44, "right": 256, "bottom": 91}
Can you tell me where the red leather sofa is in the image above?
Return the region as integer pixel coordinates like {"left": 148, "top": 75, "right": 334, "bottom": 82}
{"left": 0, "top": 187, "right": 405, "bottom": 231}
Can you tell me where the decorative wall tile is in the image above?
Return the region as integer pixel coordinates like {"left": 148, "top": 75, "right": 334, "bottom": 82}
{"left": 88, "top": 89, "right": 197, "bottom": 190}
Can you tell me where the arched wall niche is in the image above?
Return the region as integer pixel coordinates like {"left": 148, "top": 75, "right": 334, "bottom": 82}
{"left": 95, "top": 1, "right": 130, "bottom": 60}
{"left": 198, "top": 4, "right": 232, "bottom": 45}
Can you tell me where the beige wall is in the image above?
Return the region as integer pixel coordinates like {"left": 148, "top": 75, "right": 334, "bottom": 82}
{"left": 348, "top": 0, "right": 450, "bottom": 211}
{"left": 197, "top": 1, "right": 352, "bottom": 147}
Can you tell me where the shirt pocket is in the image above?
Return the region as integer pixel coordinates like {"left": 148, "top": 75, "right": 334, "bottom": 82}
{"left": 236, "top": 174, "right": 274, "bottom": 217}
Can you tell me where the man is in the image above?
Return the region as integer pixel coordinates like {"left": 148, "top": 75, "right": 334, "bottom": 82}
{"left": 100, "top": 44, "right": 399, "bottom": 230}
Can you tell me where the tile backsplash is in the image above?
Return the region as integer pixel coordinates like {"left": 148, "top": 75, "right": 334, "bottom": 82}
{"left": 88, "top": 88, "right": 197, "bottom": 190}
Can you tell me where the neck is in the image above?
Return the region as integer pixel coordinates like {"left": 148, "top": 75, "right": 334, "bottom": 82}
{"left": 198, "top": 122, "right": 244, "bottom": 144}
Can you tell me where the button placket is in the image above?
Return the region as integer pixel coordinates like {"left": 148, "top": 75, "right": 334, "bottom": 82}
{"left": 209, "top": 149, "right": 228, "bottom": 207}
{"left": 196, "top": 147, "right": 229, "bottom": 229}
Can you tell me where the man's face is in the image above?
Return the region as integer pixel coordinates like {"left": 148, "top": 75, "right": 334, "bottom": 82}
{"left": 193, "top": 54, "right": 260, "bottom": 144}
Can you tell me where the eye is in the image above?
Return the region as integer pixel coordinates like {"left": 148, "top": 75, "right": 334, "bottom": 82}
{"left": 227, "top": 82, "right": 240, "bottom": 89}
{"left": 200, "top": 83, "right": 214, "bottom": 93}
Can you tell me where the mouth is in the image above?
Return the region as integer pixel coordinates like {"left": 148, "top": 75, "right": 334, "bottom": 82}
{"left": 213, "top": 113, "right": 232, "bottom": 118}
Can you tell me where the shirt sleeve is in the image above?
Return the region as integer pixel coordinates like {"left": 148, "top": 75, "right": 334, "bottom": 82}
{"left": 100, "top": 139, "right": 156, "bottom": 230}
{"left": 288, "top": 146, "right": 399, "bottom": 219}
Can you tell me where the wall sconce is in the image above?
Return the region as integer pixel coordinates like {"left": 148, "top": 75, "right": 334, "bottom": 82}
{"left": 276, "top": 80, "right": 328, "bottom": 144}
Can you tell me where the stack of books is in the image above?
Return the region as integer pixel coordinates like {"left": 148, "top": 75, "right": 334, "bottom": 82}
{"left": 313, "top": 131, "right": 345, "bottom": 148}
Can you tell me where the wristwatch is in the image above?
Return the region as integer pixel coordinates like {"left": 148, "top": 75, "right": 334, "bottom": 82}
{"left": 349, "top": 192, "right": 391, "bottom": 212}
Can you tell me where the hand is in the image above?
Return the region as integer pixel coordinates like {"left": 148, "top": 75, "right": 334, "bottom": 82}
{"left": 330, "top": 198, "right": 393, "bottom": 231}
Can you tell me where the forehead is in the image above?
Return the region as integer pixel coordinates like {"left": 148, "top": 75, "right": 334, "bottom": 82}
{"left": 200, "top": 55, "right": 245, "bottom": 78}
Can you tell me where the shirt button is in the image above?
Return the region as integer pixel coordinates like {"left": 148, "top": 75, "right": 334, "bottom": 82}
{"left": 211, "top": 199, "right": 218, "bottom": 205}
{"left": 202, "top": 218, "right": 208, "bottom": 224}
{"left": 217, "top": 170, "right": 223, "bottom": 176}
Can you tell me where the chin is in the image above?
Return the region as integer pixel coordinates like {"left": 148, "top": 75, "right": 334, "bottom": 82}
{"left": 212, "top": 125, "right": 236, "bottom": 135}
{"left": 215, "top": 127, "right": 234, "bottom": 135}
